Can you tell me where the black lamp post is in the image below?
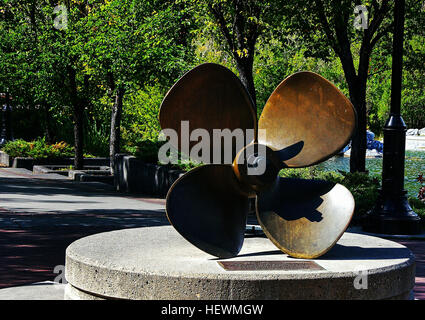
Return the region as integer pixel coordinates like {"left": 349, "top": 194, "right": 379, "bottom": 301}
{"left": 363, "top": 0, "right": 421, "bottom": 234}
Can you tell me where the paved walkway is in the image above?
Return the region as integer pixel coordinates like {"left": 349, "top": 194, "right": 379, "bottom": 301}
{"left": 0, "top": 168, "right": 168, "bottom": 289}
{"left": 0, "top": 167, "right": 424, "bottom": 299}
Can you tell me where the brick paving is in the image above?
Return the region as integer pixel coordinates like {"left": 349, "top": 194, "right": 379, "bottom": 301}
{"left": 0, "top": 167, "right": 424, "bottom": 299}
{"left": 395, "top": 240, "right": 425, "bottom": 300}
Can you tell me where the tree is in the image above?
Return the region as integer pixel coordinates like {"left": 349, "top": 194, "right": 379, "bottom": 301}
{"left": 206, "top": 0, "right": 262, "bottom": 105}
{"left": 401, "top": 1, "right": 425, "bottom": 129}
{"left": 0, "top": 1, "right": 95, "bottom": 169}
{"left": 283, "top": 0, "right": 394, "bottom": 173}
{"left": 185, "top": 0, "right": 286, "bottom": 107}
{"left": 0, "top": 1, "right": 71, "bottom": 142}
{"left": 83, "top": 0, "right": 194, "bottom": 172}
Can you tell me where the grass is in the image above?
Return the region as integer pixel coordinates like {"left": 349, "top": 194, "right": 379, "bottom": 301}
{"left": 56, "top": 165, "right": 74, "bottom": 171}
{"left": 279, "top": 166, "right": 425, "bottom": 223}
{"left": 316, "top": 151, "right": 425, "bottom": 199}
{"left": 279, "top": 167, "right": 380, "bottom": 220}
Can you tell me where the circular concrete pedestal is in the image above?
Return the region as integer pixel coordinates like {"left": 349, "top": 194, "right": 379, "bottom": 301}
{"left": 64, "top": 226, "right": 415, "bottom": 300}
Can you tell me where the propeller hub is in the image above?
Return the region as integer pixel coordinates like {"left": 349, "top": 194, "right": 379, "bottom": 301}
{"left": 232, "top": 143, "right": 281, "bottom": 193}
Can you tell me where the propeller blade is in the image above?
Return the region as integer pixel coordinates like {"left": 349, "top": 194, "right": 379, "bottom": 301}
{"left": 258, "top": 71, "right": 356, "bottom": 167}
{"left": 166, "top": 164, "right": 249, "bottom": 258}
{"left": 159, "top": 63, "right": 257, "bottom": 163}
{"left": 256, "top": 177, "right": 355, "bottom": 259}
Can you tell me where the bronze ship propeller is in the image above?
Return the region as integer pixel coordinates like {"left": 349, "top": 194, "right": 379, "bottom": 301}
{"left": 159, "top": 63, "right": 356, "bottom": 259}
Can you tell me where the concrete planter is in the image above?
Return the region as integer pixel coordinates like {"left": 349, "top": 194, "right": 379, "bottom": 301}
{"left": 114, "top": 154, "right": 185, "bottom": 197}
{"left": 0, "top": 151, "right": 109, "bottom": 170}
{"left": 32, "top": 164, "right": 114, "bottom": 185}
{"left": 0, "top": 151, "right": 11, "bottom": 167}
{"left": 71, "top": 171, "right": 114, "bottom": 185}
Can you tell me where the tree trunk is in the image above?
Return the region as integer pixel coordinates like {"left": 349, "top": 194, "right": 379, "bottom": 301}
{"left": 337, "top": 48, "right": 368, "bottom": 173}
{"left": 68, "top": 66, "right": 84, "bottom": 170}
{"left": 73, "top": 104, "right": 84, "bottom": 170}
{"left": 109, "top": 86, "right": 125, "bottom": 174}
{"left": 207, "top": 3, "right": 258, "bottom": 108}
{"left": 235, "top": 57, "right": 256, "bottom": 108}
{"left": 347, "top": 78, "right": 368, "bottom": 173}
{"left": 43, "top": 103, "right": 54, "bottom": 143}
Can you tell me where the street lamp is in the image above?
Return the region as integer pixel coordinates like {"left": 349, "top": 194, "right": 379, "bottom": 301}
{"left": 363, "top": 0, "right": 421, "bottom": 234}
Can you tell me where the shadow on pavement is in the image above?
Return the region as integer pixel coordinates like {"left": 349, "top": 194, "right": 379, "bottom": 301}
{"left": 0, "top": 173, "right": 170, "bottom": 289}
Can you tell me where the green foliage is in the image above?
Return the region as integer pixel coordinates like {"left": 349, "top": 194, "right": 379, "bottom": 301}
{"left": 0, "top": 0, "right": 424, "bottom": 162}
{"left": 2, "top": 138, "right": 74, "bottom": 159}
{"left": 130, "top": 138, "right": 201, "bottom": 171}
{"left": 279, "top": 168, "right": 380, "bottom": 218}
{"left": 133, "top": 139, "right": 166, "bottom": 163}
{"left": 279, "top": 166, "right": 343, "bottom": 181}
{"left": 409, "top": 198, "right": 425, "bottom": 219}
{"left": 0, "top": 0, "right": 195, "bottom": 159}
{"left": 170, "top": 158, "right": 203, "bottom": 171}
{"left": 121, "top": 85, "right": 164, "bottom": 149}
{"left": 408, "top": 171, "right": 425, "bottom": 220}
{"left": 337, "top": 171, "right": 381, "bottom": 217}
{"left": 84, "top": 118, "right": 110, "bottom": 157}
{"left": 280, "top": 167, "right": 424, "bottom": 224}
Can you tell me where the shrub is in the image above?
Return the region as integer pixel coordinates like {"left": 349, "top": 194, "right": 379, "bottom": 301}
{"left": 132, "top": 139, "right": 202, "bottom": 171}
{"left": 279, "top": 166, "right": 344, "bottom": 182}
{"left": 409, "top": 198, "right": 425, "bottom": 219}
{"left": 337, "top": 171, "right": 380, "bottom": 218}
{"left": 417, "top": 174, "right": 425, "bottom": 201}
{"left": 133, "top": 139, "right": 166, "bottom": 163}
{"left": 121, "top": 85, "right": 164, "bottom": 150}
{"left": 279, "top": 167, "right": 380, "bottom": 220}
{"left": 2, "top": 139, "right": 32, "bottom": 158}
{"left": 413, "top": 173, "right": 425, "bottom": 221}
{"left": 1, "top": 138, "right": 74, "bottom": 159}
